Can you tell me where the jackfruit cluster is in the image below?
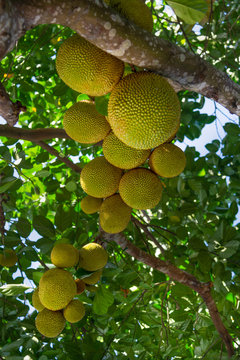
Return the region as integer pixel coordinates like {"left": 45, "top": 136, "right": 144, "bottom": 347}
{"left": 55, "top": 0, "right": 185, "bottom": 234}
{"left": 33, "top": 242, "right": 108, "bottom": 338}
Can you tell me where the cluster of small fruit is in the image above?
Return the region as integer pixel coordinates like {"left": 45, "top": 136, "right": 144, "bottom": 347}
{"left": 32, "top": 242, "right": 108, "bottom": 338}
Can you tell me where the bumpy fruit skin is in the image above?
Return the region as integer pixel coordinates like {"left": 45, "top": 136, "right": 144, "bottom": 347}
{"left": 75, "top": 279, "right": 86, "bottom": 294}
{"left": 119, "top": 168, "right": 163, "bottom": 210}
{"left": 63, "top": 101, "right": 110, "bottom": 144}
{"left": 56, "top": 34, "right": 124, "bottom": 96}
{"left": 109, "top": 0, "right": 153, "bottom": 32}
{"left": 35, "top": 308, "right": 65, "bottom": 338}
{"left": 32, "top": 288, "right": 45, "bottom": 312}
{"left": 39, "top": 268, "right": 77, "bottom": 311}
{"left": 100, "top": 194, "right": 132, "bottom": 233}
{"left": 0, "top": 249, "right": 18, "bottom": 267}
{"left": 50, "top": 243, "right": 79, "bottom": 268}
{"left": 149, "top": 143, "right": 186, "bottom": 178}
{"left": 78, "top": 243, "right": 108, "bottom": 271}
{"left": 63, "top": 299, "right": 85, "bottom": 323}
{"left": 80, "top": 195, "right": 103, "bottom": 215}
{"left": 103, "top": 131, "right": 150, "bottom": 169}
{"left": 83, "top": 269, "right": 103, "bottom": 285}
{"left": 108, "top": 72, "right": 180, "bottom": 149}
{"left": 80, "top": 156, "right": 122, "bottom": 198}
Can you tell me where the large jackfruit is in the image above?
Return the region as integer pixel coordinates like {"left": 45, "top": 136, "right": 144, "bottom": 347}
{"left": 83, "top": 269, "right": 103, "bottom": 285}
{"left": 149, "top": 143, "right": 186, "bottom": 178}
{"left": 100, "top": 194, "right": 132, "bottom": 233}
{"left": 63, "top": 299, "right": 85, "bottom": 323}
{"left": 119, "top": 168, "right": 163, "bottom": 209}
{"left": 108, "top": 0, "right": 153, "bottom": 32}
{"left": 50, "top": 243, "right": 79, "bottom": 268}
{"left": 103, "top": 131, "right": 150, "bottom": 169}
{"left": 32, "top": 288, "right": 45, "bottom": 312}
{"left": 63, "top": 101, "right": 110, "bottom": 144}
{"left": 78, "top": 243, "right": 108, "bottom": 271}
{"left": 35, "top": 308, "right": 65, "bottom": 338}
{"left": 80, "top": 195, "right": 103, "bottom": 215}
{"left": 39, "top": 268, "right": 77, "bottom": 311}
{"left": 0, "top": 249, "right": 18, "bottom": 267}
{"left": 80, "top": 156, "right": 122, "bottom": 198}
{"left": 56, "top": 34, "right": 124, "bottom": 96}
{"left": 108, "top": 72, "right": 180, "bottom": 150}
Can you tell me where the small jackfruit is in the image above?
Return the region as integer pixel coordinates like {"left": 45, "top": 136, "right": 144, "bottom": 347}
{"left": 63, "top": 299, "right": 85, "bottom": 323}
{"left": 35, "top": 308, "right": 66, "bottom": 338}
{"left": 39, "top": 268, "right": 77, "bottom": 311}
{"left": 32, "top": 288, "right": 45, "bottom": 312}
{"left": 83, "top": 269, "right": 103, "bottom": 285}
{"left": 75, "top": 279, "right": 86, "bottom": 294}
{"left": 108, "top": 72, "right": 180, "bottom": 149}
{"left": 63, "top": 101, "right": 110, "bottom": 144}
{"left": 80, "top": 156, "right": 122, "bottom": 198}
{"left": 0, "top": 249, "right": 18, "bottom": 267}
{"left": 56, "top": 34, "right": 124, "bottom": 96}
{"left": 80, "top": 195, "right": 103, "bottom": 214}
{"left": 149, "top": 143, "right": 186, "bottom": 178}
{"left": 108, "top": 0, "right": 153, "bottom": 32}
{"left": 78, "top": 243, "right": 108, "bottom": 271}
{"left": 103, "top": 131, "right": 150, "bottom": 169}
{"left": 119, "top": 168, "right": 163, "bottom": 210}
{"left": 100, "top": 194, "right": 132, "bottom": 233}
{"left": 50, "top": 243, "right": 79, "bottom": 268}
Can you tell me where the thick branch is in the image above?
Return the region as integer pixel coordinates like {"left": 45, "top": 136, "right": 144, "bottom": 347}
{"left": 2, "top": 0, "right": 240, "bottom": 115}
{"left": 103, "top": 231, "right": 234, "bottom": 357}
{"left": 0, "top": 83, "right": 26, "bottom": 126}
{"left": 0, "top": 124, "right": 70, "bottom": 140}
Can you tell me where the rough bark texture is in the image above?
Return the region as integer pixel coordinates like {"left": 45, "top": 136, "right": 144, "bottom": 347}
{"left": 0, "top": 83, "right": 26, "bottom": 126}
{"left": 0, "top": 0, "right": 239, "bottom": 116}
{"left": 0, "top": 125, "right": 69, "bottom": 140}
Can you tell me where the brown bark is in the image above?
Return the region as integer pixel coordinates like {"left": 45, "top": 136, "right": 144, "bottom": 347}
{"left": 0, "top": 83, "right": 26, "bottom": 126}
{"left": 1, "top": 0, "right": 240, "bottom": 115}
{"left": 103, "top": 231, "right": 235, "bottom": 357}
{"left": 0, "top": 124, "right": 69, "bottom": 140}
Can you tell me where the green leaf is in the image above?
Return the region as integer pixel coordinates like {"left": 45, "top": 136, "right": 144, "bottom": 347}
{"left": 16, "top": 217, "right": 31, "bottom": 238}
{"left": 0, "top": 178, "right": 17, "bottom": 193}
{"left": 166, "top": 0, "right": 208, "bottom": 24}
{"left": 95, "top": 95, "right": 109, "bottom": 116}
{"left": 55, "top": 205, "right": 73, "bottom": 232}
{"left": 0, "top": 284, "right": 30, "bottom": 296}
{"left": 33, "top": 215, "right": 55, "bottom": 238}
{"left": 65, "top": 181, "right": 77, "bottom": 192}
{"left": 35, "top": 169, "right": 50, "bottom": 178}
{"left": 93, "top": 285, "right": 114, "bottom": 315}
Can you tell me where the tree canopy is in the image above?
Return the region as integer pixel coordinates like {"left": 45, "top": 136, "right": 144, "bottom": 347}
{"left": 0, "top": 0, "right": 240, "bottom": 359}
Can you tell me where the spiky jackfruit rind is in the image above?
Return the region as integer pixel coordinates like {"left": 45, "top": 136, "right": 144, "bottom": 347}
{"left": 108, "top": 72, "right": 181, "bottom": 150}
{"left": 80, "top": 156, "right": 122, "bottom": 198}
{"left": 83, "top": 269, "right": 103, "bottom": 285}
{"left": 63, "top": 101, "right": 110, "bottom": 144}
{"left": 63, "top": 299, "right": 85, "bottom": 323}
{"left": 50, "top": 243, "right": 79, "bottom": 268}
{"left": 149, "top": 143, "right": 186, "bottom": 178}
{"left": 35, "top": 308, "right": 66, "bottom": 338}
{"left": 56, "top": 34, "right": 124, "bottom": 96}
{"left": 103, "top": 131, "right": 150, "bottom": 169}
{"left": 32, "top": 288, "right": 45, "bottom": 312}
{"left": 39, "top": 268, "right": 77, "bottom": 311}
{"left": 100, "top": 194, "right": 132, "bottom": 233}
{"left": 0, "top": 249, "right": 18, "bottom": 267}
{"left": 109, "top": 0, "right": 153, "bottom": 32}
{"left": 80, "top": 195, "right": 103, "bottom": 214}
{"left": 78, "top": 243, "right": 108, "bottom": 271}
{"left": 119, "top": 168, "right": 163, "bottom": 210}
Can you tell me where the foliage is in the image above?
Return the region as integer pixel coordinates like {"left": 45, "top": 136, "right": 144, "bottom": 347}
{"left": 0, "top": 0, "right": 240, "bottom": 359}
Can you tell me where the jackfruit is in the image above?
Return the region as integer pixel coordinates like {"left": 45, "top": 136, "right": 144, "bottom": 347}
{"left": 100, "top": 194, "right": 132, "bottom": 233}
{"left": 78, "top": 243, "right": 108, "bottom": 271}
{"left": 50, "top": 243, "right": 79, "bottom": 268}
{"left": 63, "top": 299, "right": 85, "bottom": 323}
{"left": 75, "top": 279, "right": 86, "bottom": 294}
{"left": 63, "top": 101, "right": 110, "bottom": 144}
{"left": 119, "top": 168, "right": 163, "bottom": 209}
{"left": 108, "top": 71, "right": 180, "bottom": 149}
{"left": 103, "top": 131, "right": 150, "bottom": 169}
{"left": 149, "top": 143, "right": 186, "bottom": 178}
{"left": 39, "top": 268, "right": 77, "bottom": 311}
{"left": 80, "top": 195, "right": 103, "bottom": 214}
{"left": 32, "top": 288, "right": 45, "bottom": 312}
{"left": 56, "top": 34, "right": 124, "bottom": 96}
{"left": 108, "top": 0, "right": 153, "bottom": 32}
{"left": 0, "top": 249, "right": 18, "bottom": 267}
{"left": 80, "top": 156, "right": 122, "bottom": 198}
{"left": 35, "top": 308, "right": 66, "bottom": 338}
{"left": 83, "top": 269, "right": 103, "bottom": 285}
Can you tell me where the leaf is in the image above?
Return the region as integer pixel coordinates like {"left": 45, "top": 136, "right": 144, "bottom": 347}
{"left": 0, "top": 178, "right": 17, "bottom": 193}
{"left": 33, "top": 215, "right": 55, "bottom": 238}
{"left": 93, "top": 285, "right": 114, "bottom": 315}
{"left": 95, "top": 95, "right": 109, "bottom": 116}
{"left": 35, "top": 169, "right": 50, "bottom": 178}
{"left": 0, "top": 284, "right": 30, "bottom": 296}
{"left": 65, "top": 181, "right": 77, "bottom": 192}
{"left": 166, "top": 0, "right": 208, "bottom": 24}
{"left": 16, "top": 217, "right": 31, "bottom": 238}
{"left": 55, "top": 205, "right": 73, "bottom": 232}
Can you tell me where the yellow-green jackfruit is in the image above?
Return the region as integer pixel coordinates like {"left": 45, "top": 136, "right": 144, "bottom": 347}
{"left": 63, "top": 299, "right": 85, "bottom": 323}
{"left": 35, "top": 308, "right": 65, "bottom": 338}
{"left": 32, "top": 288, "right": 45, "bottom": 312}
{"left": 0, "top": 249, "right": 18, "bottom": 267}
{"left": 78, "top": 243, "right": 108, "bottom": 271}
{"left": 80, "top": 195, "right": 103, "bottom": 214}
{"left": 50, "top": 243, "right": 79, "bottom": 268}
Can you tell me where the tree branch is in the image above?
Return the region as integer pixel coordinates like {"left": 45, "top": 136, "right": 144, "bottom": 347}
{"left": 0, "top": 124, "right": 70, "bottom": 140}
{"left": 1, "top": 0, "right": 239, "bottom": 115}
{"left": 102, "top": 231, "right": 235, "bottom": 357}
{"left": 0, "top": 82, "right": 26, "bottom": 126}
